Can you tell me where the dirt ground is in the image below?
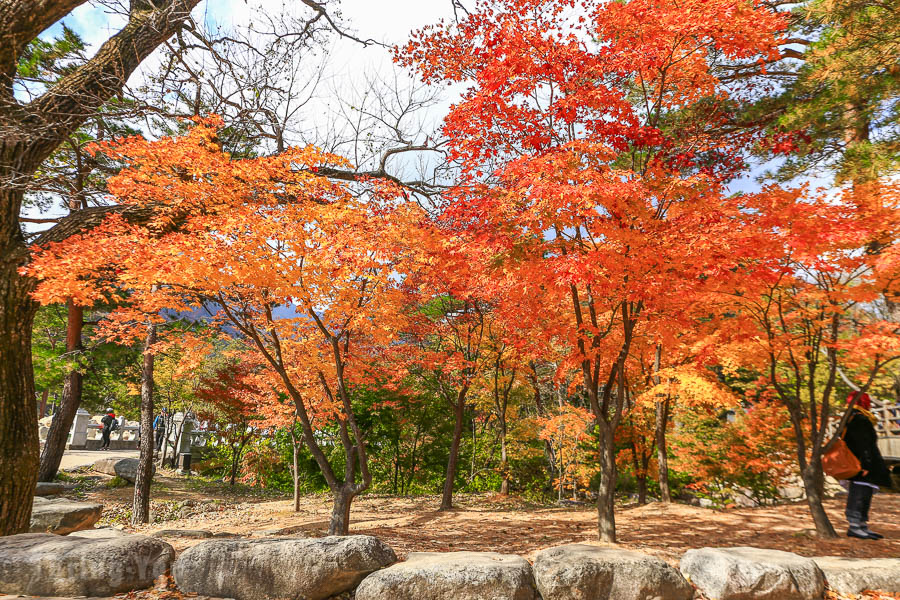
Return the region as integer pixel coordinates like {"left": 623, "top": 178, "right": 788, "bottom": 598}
{"left": 82, "top": 474, "right": 900, "bottom": 564}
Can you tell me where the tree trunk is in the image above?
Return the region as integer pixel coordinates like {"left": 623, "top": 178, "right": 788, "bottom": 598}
{"left": 229, "top": 444, "right": 240, "bottom": 485}
{"left": 132, "top": 323, "right": 156, "bottom": 525}
{"left": 291, "top": 428, "right": 301, "bottom": 512}
{"left": 637, "top": 475, "right": 647, "bottom": 505}
{"left": 499, "top": 424, "right": 509, "bottom": 495}
{"left": 441, "top": 390, "right": 466, "bottom": 511}
{"left": 328, "top": 485, "right": 356, "bottom": 535}
{"left": 655, "top": 398, "right": 672, "bottom": 503}
{"left": 38, "top": 389, "right": 48, "bottom": 418}
{"left": 158, "top": 413, "right": 171, "bottom": 468}
{"left": 38, "top": 300, "right": 83, "bottom": 482}
{"left": 802, "top": 459, "right": 837, "bottom": 538}
{"left": 596, "top": 424, "right": 617, "bottom": 543}
{"left": 652, "top": 345, "right": 671, "bottom": 503}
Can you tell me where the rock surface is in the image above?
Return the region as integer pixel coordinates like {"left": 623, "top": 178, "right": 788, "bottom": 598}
{"left": 813, "top": 557, "right": 900, "bottom": 594}
{"left": 173, "top": 536, "right": 396, "bottom": 600}
{"left": 0, "top": 533, "right": 174, "bottom": 596}
{"left": 34, "top": 482, "right": 65, "bottom": 496}
{"left": 153, "top": 529, "right": 217, "bottom": 539}
{"left": 533, "top": 544, "right": 692, "bottom": 600}
{"left": 93, "top": 457, "right": 153, "bottom": 483}
{"left": 680, "top": 547, "right": 825, "bottom": 600}
{"left": 29, "top": 498, "right": 103, "bottom": 534}
{"left": 70, "top": 528, "right": 131, "bottom": 539}
{"left": 355, "top": 551, "right": 538, "bottom": 600}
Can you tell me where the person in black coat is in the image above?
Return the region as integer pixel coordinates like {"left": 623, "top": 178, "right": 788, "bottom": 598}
{"left": 100, "top": 408, "right": 116, "bottom": 451}
{"left": 843, "top": 391, "right": 892, "bottom": 540}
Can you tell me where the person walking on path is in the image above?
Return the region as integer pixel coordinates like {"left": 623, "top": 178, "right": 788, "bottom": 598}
{"left": 843, "top": 391, "right": 892, "bottom": 540}
{"left": 99, "top": 408, "right": 117, "bottom": 451}
{"left": 153, "top": 408, "right": 167, "bottom": 451}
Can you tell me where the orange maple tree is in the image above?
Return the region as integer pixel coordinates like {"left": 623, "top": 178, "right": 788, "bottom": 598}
{"left": 399, "top": 0, "right": 786, "bottom": 541}
{"left": 29, "top": 118, "right": 421, "bottom": 534}
{"left": 717, "top": 181, "right": 900, "bottom": 536}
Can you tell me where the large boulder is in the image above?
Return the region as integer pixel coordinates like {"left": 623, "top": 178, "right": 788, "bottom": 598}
{"left": 29, "top": 498, "right": 102, "bottom": 534}
{"left": 34, "top": 481, "right": 65, "bottom": 496}
{"left": 533, "top": 544, "right": 692, "bottom": 600}
{"left": 355, "top": 551, "right": 538, "bottom": 600}
{"left": 93, "top": 457, "right": 152, "bottom": 483}
{"left": 0, "top": 533, "right": 174, "bottom": 596}
{"left": 173, "top": 536, "right": 396, "bottom": 600}
{"left": 813, "top": 557, "right": 900, "bottom": 595}
{"left": 680, "top": 547, "right": 825, "bottom": 600}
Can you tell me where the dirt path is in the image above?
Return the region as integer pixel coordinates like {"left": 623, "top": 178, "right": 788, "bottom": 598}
{"left": 82, "top": 478, "right": 900, "bottom": 564}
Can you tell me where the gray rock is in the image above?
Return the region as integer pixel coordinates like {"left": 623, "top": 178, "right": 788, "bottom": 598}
{"left": 173, "top": 536, "right": 396, "bottom": 600}
{"left": 680, "top": 547, "right": 825, "bottom": 600}
{"left": 0, "top": 533, "right": 174, "bottom": 596}
{"left": 34, "top": 482, "right": 66, "bottom": 496}
{"left": 355, "top": 551, "right": 537, "bottom": 600}
{"left": 29, "top": 498, "right": 102, "bottom": 534}
{"left": 533, "top": 544, "right": 692, "bottom": 600}
{"left": 153, "top": 529, "right": 215, "bottom": 539}
{"left": 93, "top": 457, "right": 153, "bottom": 483}
{"left": 813, "top": 557, "right": 900, "bottom": 594}
{"left": 70, "top": 528, "right": 131, "bottom": 539}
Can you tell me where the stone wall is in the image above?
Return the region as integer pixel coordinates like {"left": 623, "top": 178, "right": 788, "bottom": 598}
{"left": 2, "top": 533, "right": 898, "bottom": 599}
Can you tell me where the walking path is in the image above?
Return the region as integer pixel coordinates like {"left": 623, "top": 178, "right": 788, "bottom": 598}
{"left": 59, "top": 449, "right": 139, "bottom": 471}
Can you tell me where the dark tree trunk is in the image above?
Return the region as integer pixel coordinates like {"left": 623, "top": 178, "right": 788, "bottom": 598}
{"left": 655, "top": 398, "right": 671, "bottom": 503}
{"left": 0, "top": 0, "right": 202, "bottom": 537}
{"left": 38, "top": 300, "right": 83, "bottom": 482}
{"left": 637, "top": 475, "right": 648, "bottom": 505}
{"left": 38, "top": 389, "right": 48, "bottom": 418}
{"left": 132, "top": 323, "right": 156, "bottom": 525}
{"left": 499, "top": 419, "right": 509, "bottom": 496}
{"left": 291, "top": 428, "right": 301, "bottom": 512}
{"left": 802, "top": 458, "right": 837, "bottom": 538}
{"left": 596, "top": 423, "right": 617, "bottom": 542}
{"left": 329, "top": 485, "right": 356, "bottom": 535}
{"left": 0, "top": 225, "right": 39, "bottom": 534}
{"left": 652, "top": 344, "right": 671, "bottom": 503}
{"left": 441, "top": 388, "right": 467, "bottom": 511}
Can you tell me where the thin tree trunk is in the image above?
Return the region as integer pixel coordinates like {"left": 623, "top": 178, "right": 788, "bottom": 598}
{"left": 652, "top": 344, "right": 672, "bottom": 503}
{"left": 655, "top": 398, "right": 671, "bottom": 503}
{"left": 291, "top": 427, "right": 301, "bottom": 512}
{"left": 441, "top": 388, "right": 467, "bottom": 511}
{"left": 38, "top": 389, "right": 48, "bottom": 418}
{"left": 499, "top": 420, "right": 509, "bottom": 495}
{"left": 38, "top": 300, "right": 83, "bottom": 482}
{"left": 802, "top": 459, "right": 837, "bottom": 538}
{"left": 132, "top": 323, "right": 156, "bottom": 525}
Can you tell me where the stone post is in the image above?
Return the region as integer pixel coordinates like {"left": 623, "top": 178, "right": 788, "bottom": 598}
{"left": 69, "top": 409, "right": 90, "bottom": 449}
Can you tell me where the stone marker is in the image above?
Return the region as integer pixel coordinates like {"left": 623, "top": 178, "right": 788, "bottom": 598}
{"left": 813, "top": 557, "right": 900, "bottom": 595}
{"left": 355, "top": 551, "right": 538, "bottom": 600}
{"left": 173, "top": 536, "right": 397, "bottom": 600}
{"left": 0, "top": 533, "right": 174, "bottom": 597}
{"left": 533, "top": 544, "right": 693, "bottom": 600}
{"left": 93, "top": 457, "right": 153, "bottom": 483}
{"left": 29, "top": 498, "right": 102, "bottom": 534}
{"left": 34, "top": 482, "right": 66, "bottom": 496}
{"left": 680, "top": 547, "right": 825, "bottom": 600}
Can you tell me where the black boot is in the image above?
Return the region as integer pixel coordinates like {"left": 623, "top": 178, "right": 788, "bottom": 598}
{"left": 862, "top": 525, "right": 884, "bottom": 540}
{"left": 847, "top": 525, "right": 879, "bottom": 539}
